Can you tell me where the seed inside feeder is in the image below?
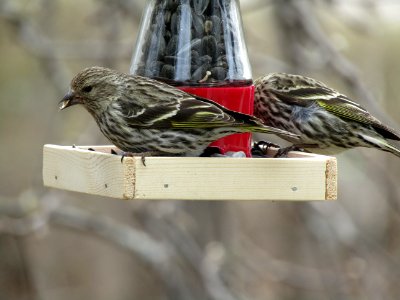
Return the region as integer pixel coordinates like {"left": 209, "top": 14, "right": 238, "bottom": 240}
{"left": 130, "top": 0, "right": 252, "bottom": 87}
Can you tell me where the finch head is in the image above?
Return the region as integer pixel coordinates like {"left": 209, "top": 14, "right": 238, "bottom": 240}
{"left": 59, "top": 66, "right": 122, "bottom": 115}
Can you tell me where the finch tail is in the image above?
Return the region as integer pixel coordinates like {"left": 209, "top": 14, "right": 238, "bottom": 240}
{"left": 361, "top": 134, "right": 400, "bottom": 158}
{"left": 242, "top": 123, "right": 298, "bottom": 139}
{"left": 220, "top": 107, "right": 299, "bottom": 139}
{"left": 384, "top": 142, "right": 400, "bottom": 158}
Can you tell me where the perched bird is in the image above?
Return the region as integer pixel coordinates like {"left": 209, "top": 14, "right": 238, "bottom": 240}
{"left": 254, "top": 73, "right": 400, "bottom": 157}
{"left": 60, "top": 66, "right": 297, "bottom": 157}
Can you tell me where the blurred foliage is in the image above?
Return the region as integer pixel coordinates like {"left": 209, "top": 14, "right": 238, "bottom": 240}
{"left": 1, "top": 0, "right": 400, "bottom": 299}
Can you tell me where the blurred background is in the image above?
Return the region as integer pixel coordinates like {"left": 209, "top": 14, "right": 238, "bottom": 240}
{"left": 1, "top": 0, "right": 400, "bottom": 299}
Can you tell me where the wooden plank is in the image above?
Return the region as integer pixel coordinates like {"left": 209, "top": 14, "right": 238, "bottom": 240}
{"left": 43, "top": 144, "right": 337, "bottom": 201}
{"left": 325, "top": 158, "right": 337, "bottom": 200}
{"left": 43, "top": 145, "right": 134, "bottom": 199}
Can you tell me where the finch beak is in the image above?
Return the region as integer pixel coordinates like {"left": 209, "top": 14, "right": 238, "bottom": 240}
{"left": 59, "top": 90, "right": 81, "bottom": 110}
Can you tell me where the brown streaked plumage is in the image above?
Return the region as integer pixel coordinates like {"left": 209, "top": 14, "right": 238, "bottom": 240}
{"left": 60, "top": 66, "right": 298, "bottom": 156}
{"left": 254, "top": 73, "right": 400, "bottom": 157}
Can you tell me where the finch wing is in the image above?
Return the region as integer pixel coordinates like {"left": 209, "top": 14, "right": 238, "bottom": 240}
{"left": 124, "top": 94, "right": 256, "bottom": 129}
{"left": 317, "top": 96, "right": 400, "bottom": 141}
{"left": 168, "top": 95, "right": 246, "bottom": 129}
{"left": 119, "top": 76, "right": 243, "bottom": 128}
{"left": 119, "top": 93, "right": 262, "bottom": 129}
{"left": 119, "top": 75, "right": 296, "bottom": 137}
{"left": 272, "top": 83, "right": 400, "bottom": 141}
{"left": 169, "top": 95, "right": 299, "bottom": 138}
{"left": 117, "top": 96, "right": 181, "bottom": 127}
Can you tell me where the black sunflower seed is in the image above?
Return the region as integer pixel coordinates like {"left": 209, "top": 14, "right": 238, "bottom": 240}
{"left": 193, "top": 0, "right": 210, "bottom": 15}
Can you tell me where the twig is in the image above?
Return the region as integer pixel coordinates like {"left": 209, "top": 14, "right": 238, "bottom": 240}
{"left": 134, "top": 203, "right": 240, "bottom": 300}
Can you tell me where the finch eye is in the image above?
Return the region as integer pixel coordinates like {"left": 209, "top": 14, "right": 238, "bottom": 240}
{"left": 82, "top": 86, "right": 93, "bottom": 93}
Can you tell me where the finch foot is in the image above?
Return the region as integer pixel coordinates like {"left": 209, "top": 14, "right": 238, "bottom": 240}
{"left": 120, "top": 152, "right": 145, "bottom": 166}
{"left": 252, "top": 141, "right": 282, "bottom": 157}
{"left": 200, "top": 147, "right": 222, "bottom": 157}
{"left": 120, "top": 151, "right": 163, "bottom": 166}
{"left": 274, "top": 145, "right": 308, "bottom": 158}
{"left": 274, "top": 143, "right": 319, "bottom": 157}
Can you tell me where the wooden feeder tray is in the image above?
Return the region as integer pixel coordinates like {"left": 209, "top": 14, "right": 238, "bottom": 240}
{"left": 43, "top": 144, "right": 337, "bottom": 201}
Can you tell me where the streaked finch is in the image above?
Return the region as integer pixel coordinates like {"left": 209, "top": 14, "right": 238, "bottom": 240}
{"left": 60, "top": 66, "right": 297, "bottom": 157}
{"left": 254, "top": 73, "right": 400, "bottom": 157}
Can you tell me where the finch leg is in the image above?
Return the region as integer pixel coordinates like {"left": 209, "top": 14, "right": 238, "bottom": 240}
{"left": 274, "top": 144, "right": 318, "bottom": 158}
{"left": 200, "top": 146, "right": 222, "bottom": 157}
{"left": 120, "top": 151, "right": 163, "bottom": 166}
{"left": 252, "top": 141, "right": 282, "bottom": 157}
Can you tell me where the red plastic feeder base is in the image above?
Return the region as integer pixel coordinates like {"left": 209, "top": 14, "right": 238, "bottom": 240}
{"left": 179, "top": 85, "right": 255, "bottom": 157}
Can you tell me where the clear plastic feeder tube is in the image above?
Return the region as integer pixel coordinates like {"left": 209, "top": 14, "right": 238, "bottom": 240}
{"left": 131, "top": 0, "right": 252, "bottom": 87}
{"left": 130, "top": 0, "right": 255, "bottom": 156}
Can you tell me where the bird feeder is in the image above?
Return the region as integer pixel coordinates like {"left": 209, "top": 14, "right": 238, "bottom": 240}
{"left": 43, "top": 144, "right": 337, "bottom": 200}
{"left": 43, "top": 1, "right": 338, "bottom": 201}
{"left": 130, "top": 0, "right": 254, "bottom": 156}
